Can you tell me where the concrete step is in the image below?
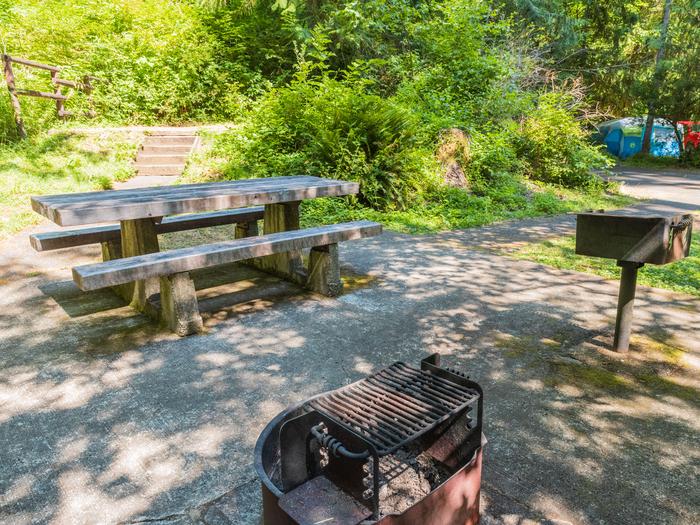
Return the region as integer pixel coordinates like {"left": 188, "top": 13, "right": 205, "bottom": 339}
{"left": 143, "top": 135, "right": 197, "bottom": 146}
{"left": 136, "top": 153, "right": 188, "bottom": 165}
{"left": 135, "top": 164, "right": 185, "bottom": 176}
{"left": 140, "top": 144, "right": 193, "bottom": 154}
{"left": 142, "top": 127, "right": 201, "bottom": 136}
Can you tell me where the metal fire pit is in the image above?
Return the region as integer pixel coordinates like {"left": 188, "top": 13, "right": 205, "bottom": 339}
{"left": 254, "top": 354, "right": 485, "bottom": 525}
{"left": 576, "top": 210, "right": 693, "bottom": 351}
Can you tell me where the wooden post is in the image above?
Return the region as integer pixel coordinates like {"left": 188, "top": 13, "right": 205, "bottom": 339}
{"left": 120, "top": 218, "right": 161, "bottom": 318}
{"left": 100, "top": 239, "right": 132, "bottom": 300}
{"left": 253, "top": 202, "right": 305, "bottom": 284}
{"left": 235, "top": 220, "right": 259, "bottom": 239}
{"left": 613, "top": 262, "right": 643, "bottom": 352}
{"left": 50, "top": 70, "right": 66, "bottom": 119}
{"left": 3, "top": 55, "right": 26, "bottom": 139}
{"left": 82, "top": 75, "right": 96, "bottom": 118}
{"left": 160, "top": 272, "right": 203, "bottom": 336}
{"left": 306, "top": 243, "right": 343, "bottom": 296}
{"left": 100, "top": 240, "right": 122, "bottom": 262}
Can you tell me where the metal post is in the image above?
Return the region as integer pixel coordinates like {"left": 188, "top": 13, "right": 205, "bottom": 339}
{"left": 613, "top": 261, "right": 644, "bottom": 352}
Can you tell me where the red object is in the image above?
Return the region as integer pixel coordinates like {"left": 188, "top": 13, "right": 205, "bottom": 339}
{"left": 678, "top": 121, "right": 700, "bottom": 150}
{"left": 260, "top": 439, "right": 486, "bottom": 525}
{"left": 380, "top": 442, "right": 484, "bottom": 525}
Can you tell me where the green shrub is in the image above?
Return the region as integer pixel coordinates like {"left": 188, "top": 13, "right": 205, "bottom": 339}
{"left": 214, "top": 73, "right": 439, "bottom": 210}
{"left": 465, "top": 128, "right": 525, "bottom": 189}
{"left": 518, "top": 93, "right": 612, "bottom": 190}
{"left": 681, "top": 145, "right": 700, "bottom": 168}
{"left": 0, "top": 132, "right": 136, "bottom": 238}
{"left": 0, "top": 0, "right": 247, "bottom": 139}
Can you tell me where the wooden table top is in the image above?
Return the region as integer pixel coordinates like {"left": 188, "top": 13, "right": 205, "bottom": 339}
{"left": 31, "top": 176, "right": 359, "bottom": 226}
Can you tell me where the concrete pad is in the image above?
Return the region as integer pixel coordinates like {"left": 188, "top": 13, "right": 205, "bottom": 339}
{"left": 1, "top": 216, "right": 698, "bottom": 525}
{"left": 2, "top": 168, "right": 699, "bottom": 524}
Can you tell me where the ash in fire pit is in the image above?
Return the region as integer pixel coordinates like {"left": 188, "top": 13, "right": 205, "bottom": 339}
{"left": 376, "top": 447, "right": 452, "bottom": 516}
{"left": 255, "top": 354, "right": 485, "bottom": 525}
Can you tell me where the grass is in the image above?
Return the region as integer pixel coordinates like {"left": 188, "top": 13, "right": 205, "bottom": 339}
{"left": 618, "top": 153, "right": 700, "bottom": 170}
{"left": 510, "top": 231, "right": 700, "bottom": 296}
{"left": 0, "top": 132, "right": 137, "bottom": 240}
{"left": 296, "top": 186, "right": 633, "bottom": 234}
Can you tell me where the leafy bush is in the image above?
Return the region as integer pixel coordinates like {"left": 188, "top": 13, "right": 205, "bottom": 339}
{"left": 517, "top": 93, "right": 612, "bottom": 190}
{"left": 213, "top": 73, "right": 439, "bottom": 210}
{"left": 681, "top": 145, "right": 700, "bottom": 168}
{"left": 0, "top": 0, "right": 246, "bottom": 140}
{"left": 2, "top": 0, "right": 630, "bottom": 234}
{"left": 464, "top": 128, "right": 525, "bottom": 189}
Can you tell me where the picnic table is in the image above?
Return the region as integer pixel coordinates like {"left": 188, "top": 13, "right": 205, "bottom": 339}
{"left": 31, "top": 176, "right": 382, "bottom": 335}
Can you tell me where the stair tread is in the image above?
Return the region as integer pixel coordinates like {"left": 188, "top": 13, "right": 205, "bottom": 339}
{"left": 137, "top": 153, "right": 188, "bottom": 158}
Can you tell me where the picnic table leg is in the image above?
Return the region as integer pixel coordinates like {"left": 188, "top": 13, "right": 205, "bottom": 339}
{"left": 253, "top": 202, "right": 305, "bottom": 284}
{"left": 234, "top": 218, "right": 259, "bottom": 239}
{"left": 100, "top": 239, "right": 122, "bottom": 261}
{"left": 160, "top": 272, "right": 204, "bottom": 336}
{"left": 306, "top": 243, "right": 343, "bottom": 296}
{"left": 119, "top": 218, "right": 161, "bottom": 318}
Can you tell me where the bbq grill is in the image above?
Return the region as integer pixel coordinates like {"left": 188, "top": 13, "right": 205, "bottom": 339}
{"left": 255, "top": 354, "right": 485, "bottom": 525}
{"left": 576, "top": 210, "right": 694, "bottom": 351}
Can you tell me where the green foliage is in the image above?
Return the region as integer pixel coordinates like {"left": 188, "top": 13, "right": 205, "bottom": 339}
{"left": 295, "top": 181, "right": 632, "bottom": 234}
{"left": 208, "top": 73, "right": 439, "bottom": 210}
{"left": 518, "top": 93, "right": 612, "bottom": 189}
{"left": 502, "top": 0, "right": 700, "bottom": 122}
{"left": 0, "top": 0, "right": 247, "bottom": 140}
{"left": 622, "top": 152, "right": 684, "bottom": 168}
{"left": 681, "top": 143, "right": 700, "bottom": 168}
{"left": 2, "top": 0, "right": 638, "bottom": 233}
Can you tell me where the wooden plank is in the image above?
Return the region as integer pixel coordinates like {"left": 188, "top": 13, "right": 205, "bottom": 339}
{"left": 31, "top": 224, "right": 121, "bottom": 251}
{"left": 53, "top": 78, "right": 78, "bottom": 88}
{"left": 15, "top": 89, "right": 67, "bottom": 100}
{"left": 5, "top": 55, "right": 61, "bottom": 72}
{"left": 30, "top": 207, "right": 265, "bottom": 251}
{"left": 31, "top": 176, "right": 359, "bottom": 226}
{"left": 157, "top": 207, "right": 264, "bottom": 234}
{"left": 73, "top": 221, "right": 382, "bottom": 291}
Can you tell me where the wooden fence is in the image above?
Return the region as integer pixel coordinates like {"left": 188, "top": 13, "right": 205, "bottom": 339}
{"left": 2, "top": 54, "right": 96, "bottom": 138}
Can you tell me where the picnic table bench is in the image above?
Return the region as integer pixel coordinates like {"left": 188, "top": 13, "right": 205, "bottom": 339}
{"left": 31, "top": 176, "right": 382, "bottom": 335}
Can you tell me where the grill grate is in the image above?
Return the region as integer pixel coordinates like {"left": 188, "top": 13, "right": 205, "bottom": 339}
{"left": 308, "top": 362, "right": 479, "bottom": 455}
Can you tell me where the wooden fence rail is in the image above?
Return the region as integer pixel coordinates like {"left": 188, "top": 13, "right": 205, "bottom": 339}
{"left": 2, "top": 54, "right": 96, "bottom": 138}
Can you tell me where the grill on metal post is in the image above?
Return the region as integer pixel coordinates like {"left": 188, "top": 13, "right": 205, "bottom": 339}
{"left": 576, "top": 211, "right": 693, "bottom": 351}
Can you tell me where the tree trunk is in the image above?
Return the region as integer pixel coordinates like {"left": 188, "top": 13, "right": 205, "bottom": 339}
{"left": 642, "top": 113, "right": 655, "bottom": 154}
{"left": 642, "top": 0, "right": 673, "bottom": 154}
{"left": 673, "top": 120, "right": 684, "bottom": 155}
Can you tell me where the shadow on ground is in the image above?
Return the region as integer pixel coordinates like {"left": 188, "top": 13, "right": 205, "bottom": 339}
{"left": 0, "top": 220, "right": 698, "bottom": 525}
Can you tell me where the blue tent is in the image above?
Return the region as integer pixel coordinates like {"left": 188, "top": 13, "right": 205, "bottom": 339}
{"left": 596, "top": 117, "right": 680, "bottom": 159}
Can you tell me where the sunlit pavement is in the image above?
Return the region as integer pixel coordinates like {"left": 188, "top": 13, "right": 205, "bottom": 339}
{"left": 1, "top": 170, "right": 698, "bottom": 524}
